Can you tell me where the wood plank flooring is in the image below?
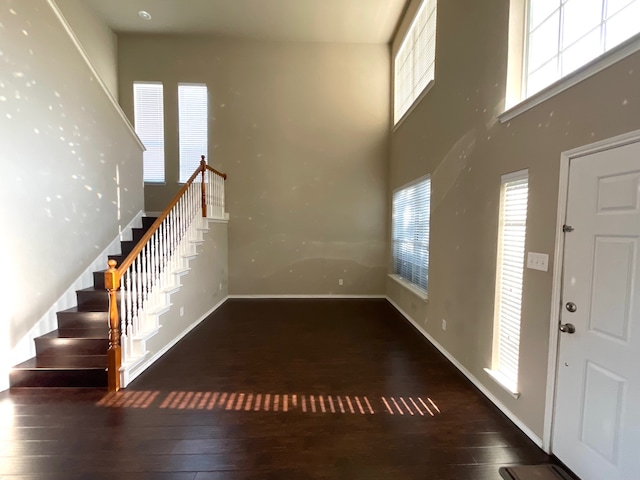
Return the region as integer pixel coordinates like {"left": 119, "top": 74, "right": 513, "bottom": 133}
{"left": 0, "top": 299, "right": 558, "bottom": 479}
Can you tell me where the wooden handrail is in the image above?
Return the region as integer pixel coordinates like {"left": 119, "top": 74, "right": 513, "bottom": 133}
{"left": 206, "top": 164, "right": 227, "bottom": 180}
{"left": 115, "top": 163, "right": 204, "bottom": 276}
{"left": 105, "top": 157, "right": 227, "bottom": 391}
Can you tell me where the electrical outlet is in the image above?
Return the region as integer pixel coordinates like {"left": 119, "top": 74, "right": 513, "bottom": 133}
{"left": 180, "top": 307, "right": 184, "bottom": 317}
{"left": 338, "top": 278, "right": 344, "bottom": 286}
{"left": 442, "top": 319, "right": 447, "bottom": 331}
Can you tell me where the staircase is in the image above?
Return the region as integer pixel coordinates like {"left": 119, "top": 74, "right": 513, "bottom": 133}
{"left": 9, "top": 217, "right": 158, "bottom": 388}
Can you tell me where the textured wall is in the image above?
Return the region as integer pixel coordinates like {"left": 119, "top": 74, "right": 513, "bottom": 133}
{"left": 55, "top": 0, "right": 119, "bottom": 98}
{"left": 0, "top": 0, "right": 144, "bottom": 389}
{"left": 388, "top": 0, "right": 640, "bottom": 438}
{"left": 118, "top": 36, "right": 390, "bottom": 295}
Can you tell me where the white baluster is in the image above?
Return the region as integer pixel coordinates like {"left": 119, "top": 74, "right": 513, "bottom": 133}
{"left": 135, "top": 255, "right": 142, "bottom": 338}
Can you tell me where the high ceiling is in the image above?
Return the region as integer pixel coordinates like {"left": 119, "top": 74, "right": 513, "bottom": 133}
{"left": 84, "top": 0, "right": 409, "bottom": 44}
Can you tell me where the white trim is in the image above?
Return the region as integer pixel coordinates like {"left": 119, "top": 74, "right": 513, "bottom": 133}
{"left": 227, "top": 294, "right": 386, "bottom": 299}
{"left": 484, "top": 368, "right": 521, "bottom": 399}
{"left": 388, "top": 274, "right": 428, "bottom": 301}
{"left": 122, "top": 296, "right": 228, "bottom": 387}
{"left": 500, "top": 33, "right": 640, "bottom": 123}
{"left": 385, "top": 295, "right": 544, "bottom": 449}
{"left": 543, "top": 128, "right": 640, "bottom": 453}
{"left": 501, "top": 168, "right": 528, "bottom": 183}
{"left": 47, "top": 0, "right": 145, "bottom": 151}
{"left": 392, "top": 79, "right": 434, "bottom": 132}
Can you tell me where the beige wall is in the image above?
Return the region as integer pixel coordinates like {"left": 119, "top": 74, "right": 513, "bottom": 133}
{"left": 0, "top": 0, "right": 144, "bottom": 389}
{"left": 388, "top": 0, "right": 640, "bottom": 438}
{"left": 55, "top": 0, "right": 119, "bottom": 98}
{"left": 118, "top": 36, "right": 390, "bottom": 295}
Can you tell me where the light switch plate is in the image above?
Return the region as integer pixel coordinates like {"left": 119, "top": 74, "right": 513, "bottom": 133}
{"left": 527, "top": 252, "right": 549, "bottom": 272}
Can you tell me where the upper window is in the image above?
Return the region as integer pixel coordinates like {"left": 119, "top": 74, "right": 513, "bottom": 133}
{"left": 178, "top": 84, "right": 208, "bottom": 183}
{"left": 394, "top": 0, "right": 437, "bottom": 125}
{"left": 133, "top": 82, "right": 165, "bottom": 183}
{"left": 524, "top": 0, "right": 640, "bottom": 97}
{"left": 392, "top": 176, "right": 431, "bottom": 294}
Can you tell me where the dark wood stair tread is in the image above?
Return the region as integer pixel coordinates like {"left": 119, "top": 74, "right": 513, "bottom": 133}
{"left": 38, "top": 330, "right": 108, "bottom": 340}
{"left": 60, "top": 305, "right": 108, "bottom": 314}
{"left": 12, "top": 356, "right": 107, "bottom": 370}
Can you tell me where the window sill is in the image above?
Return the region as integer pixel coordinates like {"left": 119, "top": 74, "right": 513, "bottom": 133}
{"left": 144, "top": 182, "right": 166, "bottom": 186}
{"left": 500, "top": 33, "right": 640, "bottom": 124}
{"left": 388, "top": 274, "right": 428, "bottom": 301}
{"left": 484, "top": 368, "right": 521, "bottom": 399}
{"left": 392, "top": 79, "right": 435, "bottom": 132}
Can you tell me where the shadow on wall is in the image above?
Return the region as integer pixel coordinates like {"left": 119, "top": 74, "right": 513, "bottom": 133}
{"left": 430, "top": 128, "right": 477, "bottom": 211}
{"left": 230, "top": 257, "right": 387, "bottom": 295}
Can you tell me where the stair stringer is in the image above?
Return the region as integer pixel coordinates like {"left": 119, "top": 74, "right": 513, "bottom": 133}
{"left": 119, "top": 213, "right": 229, "bottom": 387}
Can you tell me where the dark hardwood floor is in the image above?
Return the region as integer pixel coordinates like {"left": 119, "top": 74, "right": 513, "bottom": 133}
{"left": 0, "top": 298, "right": 555, "bottom": 479}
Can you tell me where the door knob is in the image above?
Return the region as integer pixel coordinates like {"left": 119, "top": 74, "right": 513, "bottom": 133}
{"left": 559, "top": 323, "right": 576, "bottom": 334}
{"left": 565, "top": 302, "right": 577, "bottom": 312}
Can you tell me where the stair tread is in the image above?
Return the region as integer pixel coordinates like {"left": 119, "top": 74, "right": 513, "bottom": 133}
{"left": 13, "top": 356, "right": 107, "bottom": 370}
{"left": 38, "top": 330, "right": 108, "bottom": 340}
{"left": 76, "top": 287, "right": 107, "bottom": 294}
{"left": 59, "top": 306, "right": 108, "bottom": 314}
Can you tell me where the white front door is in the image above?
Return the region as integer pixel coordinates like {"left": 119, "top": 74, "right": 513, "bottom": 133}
{"left": 553, "top": 140, "right": 640, "bottom": 480}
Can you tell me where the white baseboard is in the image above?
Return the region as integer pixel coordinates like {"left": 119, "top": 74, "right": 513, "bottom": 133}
{"left": 8, "top": 211, "right": 144, "bottom": 373}
{"left": 122, "top": 296, "right": 228, "bottom": 387}
{"left": 384, "top": 296, "right": 544, "bottom": 449}
{"left": 227, "top": 294, "right": 386, "bottom": 299}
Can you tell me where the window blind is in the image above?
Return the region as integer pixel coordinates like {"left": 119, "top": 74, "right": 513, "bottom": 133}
{"left": 133, "top": 82, "right": 165, "bottom": 183}
{"left": 394, "top": 0, "right": 437, "bottom": 124}
{"left": 178, "top": 84, "right": 208, "bottom": 183}
{"left": 392, "top": 176, "right": 431, "bottom": 292}
{"left": 495, "top": 172, "right": 529, "bottom": 390}
{"left": 525, "top": 0, "right": 640, "bottom": 97}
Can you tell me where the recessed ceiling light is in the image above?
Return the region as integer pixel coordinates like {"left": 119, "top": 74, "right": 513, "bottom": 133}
{"left": 138, "top": 10, "right": 152, "bottom": 21}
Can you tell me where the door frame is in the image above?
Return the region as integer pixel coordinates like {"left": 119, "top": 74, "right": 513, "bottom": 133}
{"left": 542, "top": 128, "right": 640, "bottom": 453}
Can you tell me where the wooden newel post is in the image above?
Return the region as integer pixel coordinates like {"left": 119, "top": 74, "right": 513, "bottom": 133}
{"left": 200, "top": 155, "right": 207, "bottom": 218}
{"left": 105, "top": 259, "right": 121, "bottom": 392}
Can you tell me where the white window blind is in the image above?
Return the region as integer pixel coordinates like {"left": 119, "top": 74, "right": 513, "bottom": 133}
{"left": 525, "top": 0, "right": 640, "bottom": 97}
{"left": 178, "top": 84, "right": 208, "bottom": 183}
{"left": 392, "top": 176, "right": 431, "bottom": 292}
{"left": 394, "top": 0, "right": 437, "bottom": 124}
{"left": 133, "top": 82, "right": 165, "bottom": 183}
{"left": 493, "top": 171, "right": 529, "bottom": 392}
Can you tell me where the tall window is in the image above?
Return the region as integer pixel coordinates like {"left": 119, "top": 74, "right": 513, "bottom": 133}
{"left": 525, "top": 0, "right": 640, "bottom": 97}
{"left": 133, "top": 82, "right": 165, "bottom": 183}
{"left": 178, "top": 84, "right": 208, "bottom": 183}
{"left": 489, "top": 170, "right": 529, "bottom": 394}
{"left": 392, "top": 176, "right": 431, "bottom": 293}
{"left": 394, "top": 0, "right": 437, "bottom": 124}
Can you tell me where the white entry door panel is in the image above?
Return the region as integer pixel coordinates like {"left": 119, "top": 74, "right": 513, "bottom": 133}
{"left": 553, "top": 141, "right": 640, "bottom": 480}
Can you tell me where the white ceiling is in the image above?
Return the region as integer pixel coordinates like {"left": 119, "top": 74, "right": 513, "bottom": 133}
{"left": 84, "top": 0, "right": 409, "bottom": 44}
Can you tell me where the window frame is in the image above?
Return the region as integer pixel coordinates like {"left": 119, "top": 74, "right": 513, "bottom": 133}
{"left": 390, "top": 175, "right": 432, "bottom": 298}
{"left": 486, "top": 169, "right": 529, "bottom": 398}
{"left": 502, "top": 0, "right": 640, "bottom": 121}
{"left": 133, "top": 81, "right": 166, "bottom": 184}
{"left": 393, "top": 0, "right": 438, "bottom": 127}
{"left": 178, "top": 83, "right": 209, "bottom": 184}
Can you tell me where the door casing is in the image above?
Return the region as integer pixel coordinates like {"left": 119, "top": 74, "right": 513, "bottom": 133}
{"left": 543, "top": 128, "right": 640, "bottom": 453}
